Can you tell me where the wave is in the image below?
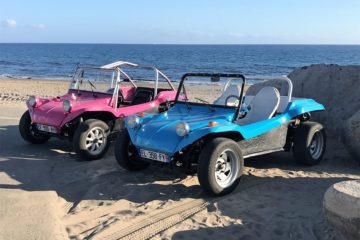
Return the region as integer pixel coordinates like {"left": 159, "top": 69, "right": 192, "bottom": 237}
{"left": 0, "top": 73, "right": 71, "bottom": 81}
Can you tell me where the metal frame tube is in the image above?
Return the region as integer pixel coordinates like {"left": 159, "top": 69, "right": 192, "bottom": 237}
{"left": 175, "top": 73, "right": 247, "bottom": 122}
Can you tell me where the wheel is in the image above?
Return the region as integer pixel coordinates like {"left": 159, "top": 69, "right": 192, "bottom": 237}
{"left": 198, "top": 138, "right": 244, "bottom": 196}
{"left": 19, "top": 111, "right": 50, "bottom": 144}
{"left": 114, "top": 131, "right": 149, "bottom": 171}
{"left": 73, "top": 119, "right": 110, "bottom": 160}
{"left": 292, "top": 121, "right": 326, "bottom": 166}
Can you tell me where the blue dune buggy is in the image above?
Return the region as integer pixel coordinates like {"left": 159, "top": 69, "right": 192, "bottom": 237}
{"left": 115, "top": 73, "right": 326, "bottom": 196}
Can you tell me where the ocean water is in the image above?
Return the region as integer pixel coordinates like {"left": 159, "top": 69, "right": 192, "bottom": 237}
{"left": 0, "top": 44, "right": 360, "bottom": 81}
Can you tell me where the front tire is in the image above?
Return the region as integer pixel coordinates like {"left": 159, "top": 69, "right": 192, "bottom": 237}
{"left": 19, "top": 111, "right": 50, "bottom": 144}
{"left": 114, "top": 131, "right": 149, "bottom": 171}
{"left": 292, "top": 121, "right": 326, "bottom": 166}
{"left": 73, "top": 119, "right": 110, "bottom": 160}
{"left": 198, "top": 138, "right": 244, "bottom": 196}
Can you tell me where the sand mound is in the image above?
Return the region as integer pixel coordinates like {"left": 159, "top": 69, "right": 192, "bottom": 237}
{"left": 342, "top": 110, "right": 360, "bottom": 161}
{"left": 324, "top": 180, "right": 360, "bottom": 240}
{"left": 288, "top": 64, "right": 360, "bottom": 161}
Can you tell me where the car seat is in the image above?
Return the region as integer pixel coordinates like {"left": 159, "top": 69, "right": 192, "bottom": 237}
{"left": 238, "top": 86, "right": 280, "bottom": 125}
{"left": 131, "top": 88, "right": 154, "bottom": 105}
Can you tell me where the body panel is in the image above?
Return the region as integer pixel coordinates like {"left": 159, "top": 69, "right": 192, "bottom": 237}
{"left": 239, "top": 123, "right": 289, "bottom": 157}
{"left": 128, "top": 99, "right": 325, "bottom": 158}
{"left": 28, "top": 89, "right": 176, "bottom": 129}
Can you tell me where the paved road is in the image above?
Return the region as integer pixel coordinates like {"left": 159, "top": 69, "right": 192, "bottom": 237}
{"left": 0, "top": 105, "right": 68, "bottom": 240}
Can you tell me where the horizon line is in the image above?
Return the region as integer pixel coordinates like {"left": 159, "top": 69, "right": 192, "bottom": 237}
{"left": 0, "top": 42, "right": 360, "bottom": 46}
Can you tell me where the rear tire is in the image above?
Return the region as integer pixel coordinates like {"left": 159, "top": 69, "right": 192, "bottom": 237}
{"left": 73, "top": 119, "right": 110, "bottom": 160}
{"left": 292, "top": 121, "right": 326, "bottom": 166}
{"left": 114, "top": 131, "right": 149, "bottom": 171}
{"left": 19, "top": 111, "right": 50, "bottom": 144}
{"left": 198, "top": 138, "right": 244, "bottom": 196}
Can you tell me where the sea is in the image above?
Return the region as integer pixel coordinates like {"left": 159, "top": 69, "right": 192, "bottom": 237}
{"left": 0, "top": 44, "right": 360, "bottom": 81}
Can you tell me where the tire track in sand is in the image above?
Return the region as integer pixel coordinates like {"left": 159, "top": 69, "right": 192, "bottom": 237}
{"left": 92, "top": 198, "right": 208, "bottom": 240}
{"left": 90, "top": 177, "right": 266, "bottom": 240}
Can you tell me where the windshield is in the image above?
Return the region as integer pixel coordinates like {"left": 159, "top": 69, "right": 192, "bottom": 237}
{"left": 70, "top": 65, "right": 174, "bottom": 95}
{"left": 119, "top": 65, "right": 174, "bottom": 90}
{"left": 176, "top": 75, "right": 246, "bottom": 108}
{"left": 70, "top": 68, "right": 125, "bottom": 94}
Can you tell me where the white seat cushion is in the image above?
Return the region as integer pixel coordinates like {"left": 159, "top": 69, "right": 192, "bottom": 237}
{"left": 213, "top": 84, "right": 241, "bottom": 106}
{"left": 238, "top": 86, "right": 280, "bottom": 125}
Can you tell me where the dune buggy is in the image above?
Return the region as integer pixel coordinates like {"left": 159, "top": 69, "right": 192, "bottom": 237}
{"left": 115, "top": 73, "right": 326, "bottom": 195}
{"left": 19, "top": 61, "right": 177, "bottom": 160}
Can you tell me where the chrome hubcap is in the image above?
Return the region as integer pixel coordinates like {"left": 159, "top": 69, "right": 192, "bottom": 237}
{"left": 85, "top": 127, "right": 106, "bottom": 155}
{"left": 214, "top": 149, "right": 240, "bottom": 188}
{"left": 309, "top": 130, "right": 324, "bottom": 159}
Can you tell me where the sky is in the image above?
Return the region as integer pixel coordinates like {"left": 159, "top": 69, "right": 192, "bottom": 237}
{"left": 0, "top": 0, "right": 359, "bottom": 44}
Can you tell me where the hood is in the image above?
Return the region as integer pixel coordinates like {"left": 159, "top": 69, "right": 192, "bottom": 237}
{"left": 30, "top": 93, "right": 111, "bottom": 126}
{"left": 130, "top": 103, "right": 235, "bottom": 154}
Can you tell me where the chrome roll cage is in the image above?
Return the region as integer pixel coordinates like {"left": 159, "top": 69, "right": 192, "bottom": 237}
{"left": 72, "top": 61, "right": 175, "bottom": 108}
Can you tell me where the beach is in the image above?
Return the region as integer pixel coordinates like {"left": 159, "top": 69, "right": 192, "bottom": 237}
{"left": 0, "top": 77, "right": 359, "bottom": 240}
{"left": 0, "top": 79, "right": 70, "bottom": 104}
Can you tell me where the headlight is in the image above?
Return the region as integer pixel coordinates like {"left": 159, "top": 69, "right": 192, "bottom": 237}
{"left": 127, "top": 115, "right": 140, "bottom": 128}
{"left": 62, "top": 100, "right": 72, "bottom": 112}
{"left": 28, "top": 96, "right": 37, "bottom": 107}
{"left": 176, "top": 122, "right": 190, "bottom": 136}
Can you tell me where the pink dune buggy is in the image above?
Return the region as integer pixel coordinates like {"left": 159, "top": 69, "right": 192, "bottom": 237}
{"left": 19, "top": 61, "right": 177, "bottom": 160}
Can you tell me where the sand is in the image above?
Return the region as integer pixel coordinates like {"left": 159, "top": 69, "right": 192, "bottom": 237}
{"left": 0, "top": 77, "right": 359, "bottom": 240}
{"left": 0, "top": 79, "right": 70, "bottom": 104}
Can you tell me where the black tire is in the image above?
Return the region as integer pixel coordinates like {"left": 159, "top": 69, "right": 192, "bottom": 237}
{"left": 114, "top": 131, "right": 149, "bottom": 171}
{"left": 19, "top": 111, "right": 50, "bottom": 144}
{"left": 73, "top": 119, "right": 110, "bottom": 160}
{"left": 198, "top": 138, "right": 244, "bottom": 196}
{"left": 292, "top": 121, "right": 326, "bottom": 166}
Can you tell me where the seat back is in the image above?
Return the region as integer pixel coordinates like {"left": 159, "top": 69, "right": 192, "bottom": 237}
{"left": 213, "top": 84, "right": 241, "bottom": 106}
{"left": 238, "top": 86, "right": 280, "bottom": 125}
{"left": 131, "top": 88, "right": 154, "bottom": 105}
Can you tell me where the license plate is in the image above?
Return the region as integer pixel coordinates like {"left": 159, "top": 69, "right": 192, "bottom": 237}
{"left": 36, "top": 124, "right": 57, "bottom": 133}
{"left": 139, "top": 149, "right": 169, "bottom": 162}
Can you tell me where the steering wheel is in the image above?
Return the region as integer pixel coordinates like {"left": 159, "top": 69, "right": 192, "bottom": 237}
{"left": 225, "top": 95, "right": 240, "bottom": 107}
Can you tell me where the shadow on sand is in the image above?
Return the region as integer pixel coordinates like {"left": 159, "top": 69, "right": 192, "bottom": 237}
{"left": 0, "top": 125, "right": 203, "bottom": 206}
{"left": 0, "top": 125, "right": 357, "bottom": 239}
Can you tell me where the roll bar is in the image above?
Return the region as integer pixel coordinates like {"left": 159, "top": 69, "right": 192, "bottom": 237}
{"left": 72, "top": 61, "right": 175, "bottom": 109}
{"left": 248, "top": 75, "right": 293, "bottom": 103}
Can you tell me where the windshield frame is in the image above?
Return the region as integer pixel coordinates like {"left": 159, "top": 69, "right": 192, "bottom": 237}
{"left": 72, "top": 67, "right": 137, "bottom": 91}
{"left": 175, "top": 73, "right": 246, "bottom": 121}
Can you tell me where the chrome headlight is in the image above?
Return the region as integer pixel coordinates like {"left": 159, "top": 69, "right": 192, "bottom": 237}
{"left": 62, "top": 100, "right": 72, "bottom": 112}
{"left": 28, "top": 95, "right": 37, "bottom": 107}
{"left": 176, "top": 122, "right": 190, "bottom": 136}
{"left": 127, "top": 115, "right": 140, "bottom": 128}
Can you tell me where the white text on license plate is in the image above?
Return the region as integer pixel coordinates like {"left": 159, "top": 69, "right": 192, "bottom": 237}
{"left": 140, "top": 149, "right": 169, "bottom": 162}
{"left": 37, "top": 124, "right": 57, "bottom": 133}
